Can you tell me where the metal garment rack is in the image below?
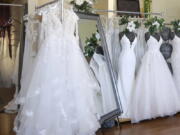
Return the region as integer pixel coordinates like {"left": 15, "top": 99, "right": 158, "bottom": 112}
{"left": 93, "top": 9, "right": 163, "bottom": 16}
{"left": 0, "top": 3, "right": 24, "bottom": 7}
{"left": 35, "top": 0, "right": 163, "bottom": 17}
{"left": 36, "top": 0, "right": 59, "bottom": 9}
{"left": 36, "top": 0, "right": 64, "bottom": 22}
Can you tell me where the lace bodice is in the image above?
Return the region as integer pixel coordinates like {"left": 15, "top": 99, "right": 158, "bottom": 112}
{"left": 147, "top": 36, "right": 163, "bottom": 52}
{"left": 171, "top": 35, "right": 180, "bottom": 53}
{"left": 63, "top": 9, "right": 79, "bottom": 36}
{"left": 120, "top": 35, "right": 137, "bottom": 51}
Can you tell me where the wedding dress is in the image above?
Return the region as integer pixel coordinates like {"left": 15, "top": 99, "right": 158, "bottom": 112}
{"left": 90, "top": 53, "right": 117, "bottom": 115}
{"left": 14, "top": 4, "right": 100, "bottom": 135}
{"left": 117, "top": 35, "right": 137, "bottom": 118}
{"left": 131, "top": 36, "right": 180, "bottom": 123}
{"left": 135, "top": 27, "right": 147, "bottom": 73}
{"left": 171, "top": 35, "right": 180, "bottom": 92}
{"left": 0, "top": 31, "right": 14, "bottom": 87}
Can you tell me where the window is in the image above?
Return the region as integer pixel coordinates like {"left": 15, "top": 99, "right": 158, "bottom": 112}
{"left": 117, "top": 0, "right": 140, "bottom": 15}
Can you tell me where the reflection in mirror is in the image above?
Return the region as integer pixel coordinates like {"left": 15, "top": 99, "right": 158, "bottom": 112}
{"left": 78, "top": 17, "right": 119, "bottom": 121}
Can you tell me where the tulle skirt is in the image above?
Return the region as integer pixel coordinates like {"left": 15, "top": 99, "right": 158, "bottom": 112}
{"left": 130, "top": 50, "right": 180, "bottom": 123}
{"left": 171, "top": 52, "right": 180, "bottom": 93}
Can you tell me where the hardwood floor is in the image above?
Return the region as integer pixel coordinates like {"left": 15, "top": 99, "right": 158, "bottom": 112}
{"left": 97, "top": 114, "right": 180, "bottom": 135}
{"left": 1, "top": 113, "right": 180, "bottom": 135}
{"left": 0, "top": 113, "right": 16, "bottom": 135}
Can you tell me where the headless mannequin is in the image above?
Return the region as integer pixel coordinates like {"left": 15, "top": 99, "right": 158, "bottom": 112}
{"left": 119, "top": 32, "right": 137, "bottom": 43}
{"left": 160, "top": 27, "right": 173, "bottom": 73}
{"left": 95, "top": 46, "right": 104, "bottom": 55}
{"left": 145, "top": 32, "right": 160, "bottom": 42}
{"left": 145, "top": 28, "right": 173, "bottom": 73}
{"left": 170, "top": 31, "right": 180, "bottom": 40}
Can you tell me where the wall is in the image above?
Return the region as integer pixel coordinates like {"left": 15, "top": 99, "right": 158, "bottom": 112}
{"left": 152, "top": 0, "right": 180, "bottom": 22}
{"left": 11, "top": 0, "right": 27, "bottom": 58}
{"left": 139, "top": 0, "right": 180, "bottom": 22}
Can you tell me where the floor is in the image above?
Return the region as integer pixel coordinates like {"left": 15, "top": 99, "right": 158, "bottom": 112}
{"left": 1, "top": 86, "right": 180, "bottom": 135}
{"left": 0, "top": 87, "right": 15, "bottom": 111}
{"left": 97, "top": 114, "right": 180, "bottom": 135}
{"left": 1, "top": 113, "right": 180, "bottom": 135}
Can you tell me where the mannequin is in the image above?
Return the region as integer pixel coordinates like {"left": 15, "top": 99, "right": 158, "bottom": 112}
{"left": 160, "top": 27, "right": 173, "bottom": 73}
{"left": 170, "top": 31, "right": 180, "bottom": 40}
{"left": 119, "top": 31, "right": 137, "bottom": 43}
{"left": 145, "top": 32, "right": 160, "bottom": 42}
{"left": 95, "top": 46, "right": 104, "bottom": 55}
{"left": 118, "top": 31, "right": 137, "bottom": 118}
{"left": 130, "top": 27, "right": 180, "bottom": 123}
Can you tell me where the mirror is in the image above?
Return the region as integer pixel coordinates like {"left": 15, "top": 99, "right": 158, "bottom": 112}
{"left": 0, "top": 6, "right": 24, "bottom": 113}
{"left": 76, "top": 12, "right": 122, "bottom": 124}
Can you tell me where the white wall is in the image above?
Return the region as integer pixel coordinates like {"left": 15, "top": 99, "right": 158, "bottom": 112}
{"left": 152, "top": 0, "right": 180, "bottom": 22}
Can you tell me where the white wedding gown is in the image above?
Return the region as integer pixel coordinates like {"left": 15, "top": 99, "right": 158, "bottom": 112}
{"left": 131, "top": 36, "right": 180, "bottom": 123}
{"left": 14, "top": 5, "right": 100, "bottom": 135}
{"left": 90, "top": 53, "right": 117, "bottom": 116}
{"left": 171, "top": 35, "right": 180, "bottom": 92}
{"left": 117, "top": 35, "right": 137, "bottom": 118}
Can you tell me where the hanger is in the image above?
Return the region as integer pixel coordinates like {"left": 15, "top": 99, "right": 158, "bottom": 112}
{"left": 33, "top": 14, "right": 42, "bottom": 22}
{"left": 34, "top": 3, "right": 43, "bottom": 23}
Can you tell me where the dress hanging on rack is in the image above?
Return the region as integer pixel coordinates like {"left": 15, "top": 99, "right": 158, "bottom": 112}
{"left": 117, "top": 35, "right": 137, "bottom": 118}
{"left": 171, "top": 35, "right": 180, "bottom": 93}
{"left": 130, "top": 36, "right": 180, "bottom": 123}
{"left": 14, "top": 3, "right": 100, "bottom": 135}
{"left": 90, "top": 53, "right": 117, "bottom": 115}
{"left": 134, "top": 26, "right": 147, "bottom": 73}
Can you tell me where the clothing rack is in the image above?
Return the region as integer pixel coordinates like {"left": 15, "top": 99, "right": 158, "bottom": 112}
{"left": 36, "top": 0, "right": 59, "bottom": 9}
{"left": 93, "top": 9, "right": 163, "bottom": 16}
{"left": 0, "top": 3, "right": 24, "bottom": 7}
{"left": 36, "top": 0, "right": 64, "bottom": 22}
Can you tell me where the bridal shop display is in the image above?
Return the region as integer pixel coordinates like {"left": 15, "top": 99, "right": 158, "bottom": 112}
{"left": 106, "top": 15, "right": 180, "bottom": 123}
{"left": 2, "top": 0, "right": 180, "bottom": 134}
{"left": 130, "top": 17, "right": 180, "bottom": 123}
{"left": 77, "top": 13, "right": 120, "bottom": 120}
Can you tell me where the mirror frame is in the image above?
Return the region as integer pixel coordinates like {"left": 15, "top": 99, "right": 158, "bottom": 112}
{"left": 76, "top": 12, "right": 122, "bottom": 124}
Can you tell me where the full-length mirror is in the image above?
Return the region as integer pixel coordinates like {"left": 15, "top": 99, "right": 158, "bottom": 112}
{"left": 76, "top": 13, "right": 121, "bottom": 124}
